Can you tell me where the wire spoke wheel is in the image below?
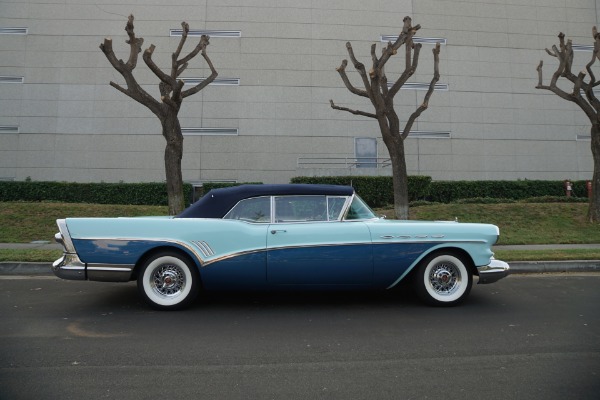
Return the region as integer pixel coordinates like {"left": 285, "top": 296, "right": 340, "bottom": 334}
{"left": 150, "top": 264, "right": 187, "bottom": 297}
{"left": 415, "top": 253, "right": 472, "bottom": 306}
{"left": 137, "top": 252, "right": 200, "bottom": 310}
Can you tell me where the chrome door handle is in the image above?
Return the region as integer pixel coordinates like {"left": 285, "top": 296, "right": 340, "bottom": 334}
{"left": 270, "top": 230, "right": 287, "bottom": 234}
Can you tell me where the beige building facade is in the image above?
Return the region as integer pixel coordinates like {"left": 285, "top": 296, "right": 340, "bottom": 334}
{"left": 0, "top": 0, "right": 597, "bottom": 185}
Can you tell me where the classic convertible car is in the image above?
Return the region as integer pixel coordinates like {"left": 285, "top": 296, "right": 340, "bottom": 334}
{"left": 53, "top": 184, "right": 509, "bottom": 310}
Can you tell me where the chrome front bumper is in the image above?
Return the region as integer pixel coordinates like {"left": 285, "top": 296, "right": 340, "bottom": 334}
{"left": 478, "top": 259, "right": 510, "bottom": 284}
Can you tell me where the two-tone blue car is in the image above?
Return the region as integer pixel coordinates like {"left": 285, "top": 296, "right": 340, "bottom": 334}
{"left": 53, "top": 184, "right": 509, "bottom": 310}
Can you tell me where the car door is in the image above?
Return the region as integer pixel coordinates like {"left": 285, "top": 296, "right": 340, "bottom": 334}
{"left": 266, "top": 195, "right": 373, "bottom": 285}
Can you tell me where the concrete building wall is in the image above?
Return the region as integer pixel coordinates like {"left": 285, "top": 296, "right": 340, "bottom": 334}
{"left": 0, "top": 0, "right": 596, "bottom": 185}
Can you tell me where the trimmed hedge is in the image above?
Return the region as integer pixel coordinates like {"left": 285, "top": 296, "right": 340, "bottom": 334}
{"left": 425, "top": 180, "right": 590, "bottom": 203}
{"left": 290, "top": 176, "right": 432, "bottom": 207}
{"left": 0, "top": 181, "right": 193, "bottom": 206}
{"left": 291, "top": 177, "right": 590, "bottom": 206}
{"left": 0, "top": 178, "right": 590, "bottom": 206}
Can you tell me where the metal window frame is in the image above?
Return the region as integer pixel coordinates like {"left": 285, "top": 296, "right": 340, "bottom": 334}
{"left": 181, "top": 127, "right": 239, "bottom": 136}
{"left": 381, "top": 35, "right": 447, "bottom": 45}
{"left": 392, "top": 82, "right": 449, "bottom": 91}
{"left": 0, "top": 27, "right": 28, "bottom": 35}
{"left": 408, "top": 130, "right": 451, "bottom": 138}
{"left": 169, "top": 29, "right": 241, "bottom": 38}
{"left": 0, "top": 125, "right": 20, "bottom": 134}
{"left": 181, "top": 77, "right": 240, "bottom": 86}
{"left": 0, "top": 76, "right": 24, "bottom": 84}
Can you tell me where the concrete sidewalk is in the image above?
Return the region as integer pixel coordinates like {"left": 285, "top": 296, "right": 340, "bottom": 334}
{"left": 1, "top": 242, "right": 599, "bottom": 276}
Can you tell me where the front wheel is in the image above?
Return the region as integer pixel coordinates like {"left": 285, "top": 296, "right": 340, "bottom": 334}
{"left": 137, "top": 251, "right": 200, "bottom": 310}
{"left": 414, "top": 253, "right": 473, "bottom": 306}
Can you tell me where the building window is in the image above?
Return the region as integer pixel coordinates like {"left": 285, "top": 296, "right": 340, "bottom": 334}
{"left": 355, "top": 137, "right": 377, "bottom": 168}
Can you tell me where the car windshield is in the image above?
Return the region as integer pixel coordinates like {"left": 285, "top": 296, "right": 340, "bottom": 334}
{"left": 345, "top": 195, "right": 377, "bottom": 220}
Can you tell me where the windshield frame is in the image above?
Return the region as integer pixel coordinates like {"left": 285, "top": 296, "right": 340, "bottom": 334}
{"left": 342, "top": 194, "right": 379, "bottom": 221}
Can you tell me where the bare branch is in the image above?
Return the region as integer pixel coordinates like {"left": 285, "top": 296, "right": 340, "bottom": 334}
{"left": 335, "top": 59, "right": 369, "bottom": 98}
{"left": 182, "top": 46, "right": 218, "bottom": 98}
{"left": 401, "top": 42, "right": 440, "bottom": 139}
{"left": 537, "top": 42, "right": 597, "bottom": 122}
{"left": 143, "top": 44, "right": 178, "bottom": 88}
{"left": 330, "top": 100, "right": 377, "bottom": 119}
{"left": 99, "top": 20, "right": 161, "bottom": 116}
{"left": 379, "top": 16, "right": 420, "bottom": 68}
{"left": 345, "top": 42, "right": 372, "bottom": 94}
{"left": 109, "top": 81, "right": 129, "bottom": 96}
{"left": 99, "top": 38, "right": 125, "bottom": 72}
{"left": 536, "top": 60, "right": 544, "bottom": 88}
{"left": 179, "top": 35, "right": 210, "bottom": 67}
{"left": 389, "top": 43, "right": 422, "bottom": 98}
{"left": 586, "top": 26, "right": 600, "bottom": 85}
{"left": 124, "top": 15, "right": 143, "bottom": 70}
{"left": 573, "top": 71, "right": 587, "bottom": 96}
{"left": 173, "top": 22, "right": 189, "bottom": 61}
{"left": 370, "top": 43, "right": 378, "bottom": 70}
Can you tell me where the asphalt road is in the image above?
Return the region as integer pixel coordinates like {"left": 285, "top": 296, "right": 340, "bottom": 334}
{"left": 1, "top": 274, "right": 599, "bottom": 400}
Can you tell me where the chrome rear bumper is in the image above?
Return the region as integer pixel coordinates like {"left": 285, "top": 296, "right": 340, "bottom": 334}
{"left": 52, "top": 252, "right": 86, "bottom": 280}
{"left": 478, "top": 259, "right": 510, "bottom": 284}
{"left": 53, "top": 219, "right": 133, "bottom": 282}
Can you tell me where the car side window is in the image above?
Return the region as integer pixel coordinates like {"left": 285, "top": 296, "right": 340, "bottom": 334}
{"left": 274, "top": 196, "right": 328, "bottom": 222}
{"left": 224, "top": 197, "right": 271, "bottom": 223}
{"left": 327, "top": 196, "right": 347, "bottom": 221}
{"left": 345, "top": 196, "right": 377, "bottom": 220}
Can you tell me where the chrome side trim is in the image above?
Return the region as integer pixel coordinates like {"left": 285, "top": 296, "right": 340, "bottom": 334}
{"left": 69, "top": 237, "right": 208, "bottom": 266}
{"left": 87, "top": 263, "right": 134, "bottom": 282}
{"left": 192, "top": 240, "right": 215, "bottom": 257}
{"left": 478, "top": 259, "right": 510, "bottom": 284}
{"left": 372, "top": 239, "right": 486, "bottom": 245}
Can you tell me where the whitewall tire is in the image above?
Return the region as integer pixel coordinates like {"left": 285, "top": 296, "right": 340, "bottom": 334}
{"left": 414, "top": 253, "right": 472, "bottom": 306}
{"left": 137, "top": 251, "right": 200, "bottom": 310}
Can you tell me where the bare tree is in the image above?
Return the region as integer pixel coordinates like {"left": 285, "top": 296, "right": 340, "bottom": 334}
{"left": 536, "top": 28, "right": 600, "bottom": 223}
{"left": 330, "top": 17, "right": 440, "bottom": 220}
{"left": 100, "top": 15, "right": 217, "bottom": 215}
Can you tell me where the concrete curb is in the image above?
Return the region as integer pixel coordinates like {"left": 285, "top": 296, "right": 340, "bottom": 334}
{"left": 509, "top": 260, "right": 600, "bottom": 273}
{"left": 0, "top": 262, "right": 54, "bottom": 276}
{"left": 1, "top": 260, "right": 600, "bottom": 277}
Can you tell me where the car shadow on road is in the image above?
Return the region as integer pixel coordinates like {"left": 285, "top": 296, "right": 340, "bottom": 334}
{"left": 80, "top": 279, "right": 510, "bottom": 314}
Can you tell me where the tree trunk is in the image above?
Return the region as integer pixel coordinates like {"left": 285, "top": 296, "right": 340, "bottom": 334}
{"left": 589, "top": 124, "right": 600, "bottom": 223}
{"left": 388, "top": 140, "right": 410, "bottom": 220}
{"left": 162, "top": 114, "right": 185, "bottom": 215}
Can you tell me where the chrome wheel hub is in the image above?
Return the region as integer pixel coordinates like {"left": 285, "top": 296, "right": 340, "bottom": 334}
{"left": 429, "top": 262, "right": 460, "bottom": 295}
{"left": 151, "top": 264, "right": 186, "bottom": 297}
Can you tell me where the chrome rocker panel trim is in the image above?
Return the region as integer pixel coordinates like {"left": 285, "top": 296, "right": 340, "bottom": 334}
{"left": 477, "top": 259, "right": 510, "bottom": 284}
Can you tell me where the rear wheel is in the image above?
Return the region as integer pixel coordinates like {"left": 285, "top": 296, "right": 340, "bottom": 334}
{"left": 137, "top": 251, "right": 200, "bottom": 310}
{"left": 414, "top": 253, "right": 472, "bottom": 306}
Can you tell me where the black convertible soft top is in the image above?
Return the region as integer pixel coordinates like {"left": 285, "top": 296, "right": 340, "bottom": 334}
{"left": 177, "top": 184, "right": 354, "bottom": 219}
